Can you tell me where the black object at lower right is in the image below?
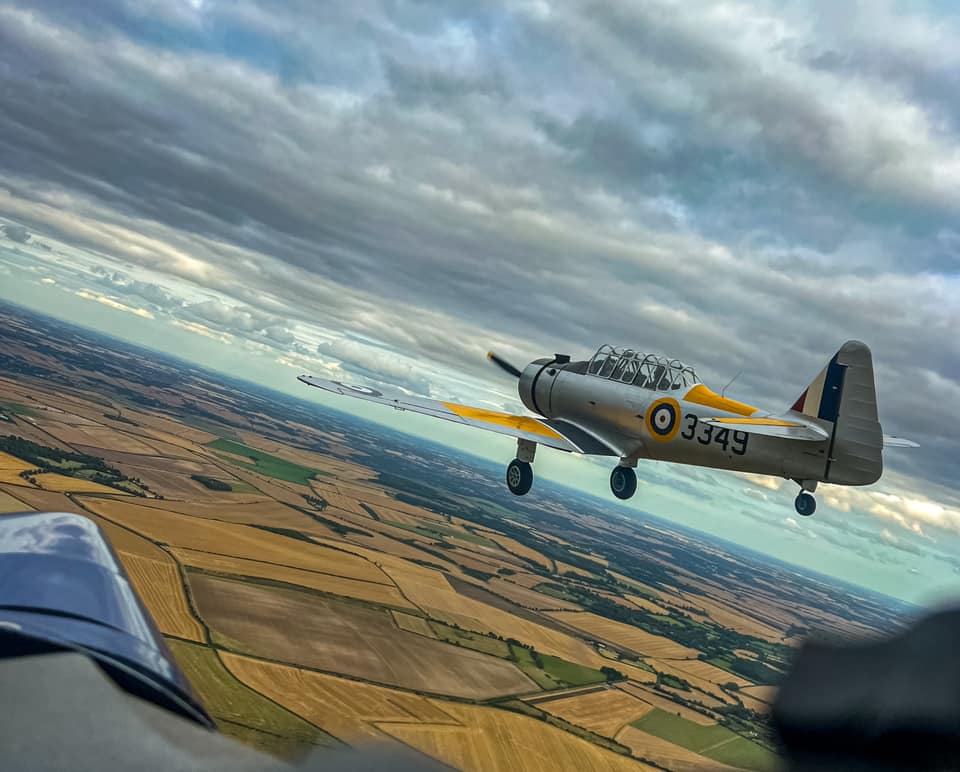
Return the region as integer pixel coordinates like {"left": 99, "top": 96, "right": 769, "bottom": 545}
{"left": 772, "top": 607, "right": 960, "bottom": 771}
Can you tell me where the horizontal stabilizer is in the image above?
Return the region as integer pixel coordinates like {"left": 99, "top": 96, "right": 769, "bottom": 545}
{"left": 702, "top": 415, "right": 830, "bottom": 442}
{"left": 883, "top": 434, "right": 919, "bottom": 448}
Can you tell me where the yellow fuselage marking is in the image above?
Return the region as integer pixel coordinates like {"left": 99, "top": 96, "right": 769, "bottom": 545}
{"left": 441, "top": 403, "right": 564, "bottom": 440}
{"left": 684, "top": 385, "right": 757, "bottom": 416}
{"left": 706, "top": 417, "right": 804, "bottom": 427}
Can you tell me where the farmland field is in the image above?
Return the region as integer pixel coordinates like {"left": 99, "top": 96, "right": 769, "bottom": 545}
{"left": 532, "top": 687, "right": 654, "bottom": 738}
{"left": 0, "top": 306, "right": 912, "bottom": 771}
{"left": 190, "top": 574, "right": 536, "bottom": 698}
{"left": 546, "top": 611, "right": 701, "bottom": 659}
{"left": 630, "top": 709, "right": 777, "bottom": 771}
{"left": 121, "top": 553, "right": 206, "bottom": 641}
{"left": 207, "top": 438, "right": 320, "bottom": 485}
{"left": 167, "top": 640, "right": 336, "bottom": 758}
{"left": 379, "top": 701, "right": 660, "bottom": 772}
{"left": 173, "top": 548, "right": 417, "bottom": 609}
{"left": 222, "top": 653, "right": 459, "bottom": 746}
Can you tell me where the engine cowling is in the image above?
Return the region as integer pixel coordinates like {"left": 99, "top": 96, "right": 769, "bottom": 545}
{"left": 518, "top": 357, "right": 558, "bottom": 417}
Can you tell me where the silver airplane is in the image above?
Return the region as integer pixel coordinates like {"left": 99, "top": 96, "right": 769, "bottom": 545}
{"left": 299, "top": 340, "right": 916, "bottom": 516}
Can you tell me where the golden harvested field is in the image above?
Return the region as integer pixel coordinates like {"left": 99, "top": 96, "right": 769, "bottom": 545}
{"left": 192, "top": 574, "right": 535, "bottom": 699}
{"left": 0, "top": 484, "right": 74, "bottom": 511}
{"left": 172, "top": 548, "right": 416, "bottom": 610}
{"left": 222, "top": 653, "right": 457, "bottom": 748}
{"left": 738, "top": 693, "right": 771, "bottom": 714}
{"left": 627, "top": 596, "right": 671, "bottom": 615}
{"left": 741, "top": 685, "right": 777, "bottom": 704}
{"left": 31, "top": 473, "right": 129, "bottom": 495}
{"left": 485, "top": 534, "right": 552, "bottom": 570}
{"left": 617, "top": 683, "right": 717, "bottom": 725}
{"left": 547, "top": 612, "right": 701, "bottom": 659}
{"left": 615, "top": 726, "right": 734, "bottom": 771}
{"left": 556, "top": 561, "right": 594, "bottom": 578}
{"left": 665, "top": 659, "right": 753, "bottom": 688}
{"left": 121, "top": 553, "right": 205, "bottom": 642}
{"left": 0, "top": 489, "right": 27, "bottom": 513}
{"left": 379, "top": 701, "right": 659, "bottom": 772}
{"left": 0, "top": 451, "right": 33, "bottom": 483}
{"left": 32, "top": 420, "right": 163, "bottom": 454}
{"left": 391, "top": 611, "right": 436, "bottom": 637}
{"left": 88, "top": 514, "right": 170, "bottom": 560}
{"left": 533, "top": 687, "right": 654, "bottom": 738}
{"left": 82, "top": 498, "right": 389, "bottom": 584}
{"left": 134, "top": 497, "right": 336, "bottom": 535}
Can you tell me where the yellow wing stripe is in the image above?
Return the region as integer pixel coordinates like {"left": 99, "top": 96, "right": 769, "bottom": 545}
{"left": 706, "top": 417, "right": 805, "bottom": 427}
{"left": 684, "top": 385, "right": 757, "bottom": 416}
{"left": 441, "top": 403, "right": 565, "bottom": 440}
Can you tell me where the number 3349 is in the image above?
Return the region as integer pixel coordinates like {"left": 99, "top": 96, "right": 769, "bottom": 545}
{"left": 680, "top": 415, "right": 748, "bottom": 455}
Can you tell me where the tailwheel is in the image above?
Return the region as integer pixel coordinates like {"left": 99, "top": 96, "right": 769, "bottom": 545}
{"left": 610, "top": 465, "right": 637, "bottom": 500}
{"left": 795, "top": 492, "right": 817, "bottom": 516}
{"left": 506, "top": 459, "right": 533, "bottom": 496}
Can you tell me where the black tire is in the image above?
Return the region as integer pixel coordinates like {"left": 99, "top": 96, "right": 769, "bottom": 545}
{"left": 610, "top": 465, "right": 637, "bottom": 500}
{"left": 506, "top": 459, "right": 533, "bottom": 496}
{"left": 795, "top": 492, "right": 817, "bottom": 516}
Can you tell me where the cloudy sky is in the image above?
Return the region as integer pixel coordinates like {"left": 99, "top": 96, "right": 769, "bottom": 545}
{"left": 1, "top": 0, "right": 958, "bottom": 604}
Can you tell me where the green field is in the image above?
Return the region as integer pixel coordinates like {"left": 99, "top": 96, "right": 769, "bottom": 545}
{"left": 385, "top": 520, "right": 498, "bottom": 548}
{"left": 207, "top": 438, "right": 323, "bottom": 485}
{"left": 631, "top": 709, "right": 778, "bottom": 770}
{"left": 0, "top": 401, "right": 38, "bottom": 418}
{"left": 509, "top": 645, "right": 607, "bottom": 690}
{"left": 166, "top": 639, "right": 337, "bottom": 757}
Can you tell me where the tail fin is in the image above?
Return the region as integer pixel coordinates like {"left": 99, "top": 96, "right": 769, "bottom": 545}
{"left": 791, "top": 341, "right": 883, "bottom": 485}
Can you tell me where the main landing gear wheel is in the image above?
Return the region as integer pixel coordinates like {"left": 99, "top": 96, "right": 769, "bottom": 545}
{"left": 610, "top": 466, "right": 637, "bottom": 500}
{"left": 795, "top": 492, "right": 817, "bottom": 516}
{"left": 506, "top": 459, "right": 533, "bottom": 496}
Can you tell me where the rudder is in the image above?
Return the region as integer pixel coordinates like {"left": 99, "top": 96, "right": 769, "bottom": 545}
{"left": 791, "top": 341, "right": 883, "bottom": 485}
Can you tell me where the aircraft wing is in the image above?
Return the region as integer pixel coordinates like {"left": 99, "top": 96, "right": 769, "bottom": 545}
{"left": 298, "top": 375, "right": 590, "bottom": 453}
{"left": 883, "top": 434, "right": 919, "bottom": 448}
{"left": 701, "top": 415, "right": 830, "bottom": 442}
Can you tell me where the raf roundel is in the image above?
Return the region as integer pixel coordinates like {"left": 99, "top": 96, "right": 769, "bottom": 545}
{"left": 645, "top": 398, "right": 681, "bottom": 442}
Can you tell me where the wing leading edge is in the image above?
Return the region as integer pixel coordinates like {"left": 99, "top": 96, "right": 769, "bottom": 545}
{"left": 298, "top": 375, "right": 587, "bottom": 453}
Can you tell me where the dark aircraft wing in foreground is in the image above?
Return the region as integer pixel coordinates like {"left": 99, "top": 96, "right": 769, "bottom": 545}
{"left": 0, "top": 511, "right": 443, "bottom": 771}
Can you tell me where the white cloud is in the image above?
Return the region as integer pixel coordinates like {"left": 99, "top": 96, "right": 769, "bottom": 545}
{"left": 74, "top": 289, "right": 154, "bottom": 319}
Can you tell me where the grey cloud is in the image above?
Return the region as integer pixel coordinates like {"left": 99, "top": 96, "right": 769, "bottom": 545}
{"left": 0, "top": 1, "right": 957, "bottom": 515}
{"left": 96, "top": 270, "right": 183, "bottom": 309}
{"left": 1, "top": 224, "right": 31, "bottom": 243}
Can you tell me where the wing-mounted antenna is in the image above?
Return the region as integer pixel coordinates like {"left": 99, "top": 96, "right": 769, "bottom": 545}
{"left": 720, "top": 370, "right": 742, "bottom": 399}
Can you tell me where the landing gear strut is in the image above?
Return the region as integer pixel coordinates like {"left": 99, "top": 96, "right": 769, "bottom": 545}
{"left": 794, "top": 480, "right": 817, "bottom": 516}
{"left": 610, "top": 464, "right": 637, "bottom": 500}
{"left": 506, "top": 439, "right": 537, "bottom": 496}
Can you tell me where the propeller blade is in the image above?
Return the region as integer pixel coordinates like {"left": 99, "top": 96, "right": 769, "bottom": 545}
{"left": 487, "top": 351, "right": 522, "bottom": 378}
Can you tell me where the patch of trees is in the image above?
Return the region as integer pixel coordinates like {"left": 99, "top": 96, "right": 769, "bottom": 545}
{"left": 0, "top": 435, "right": 147, "bottom": 496}
{"left": 600, "top": 666, "right": 627, "bottom": 683}
{"left": 302, "top": 494, "right": 329, "bottom": 511}
{"left": 656, "top": 671, "right": 691, "bottom": 691}
{"left": 191, "top": 475, "right": 232, "bottom": 491}
{"left": 461, "top": 567, "right": 496, "bottom": 582}
{"left": 298, "top": 509, "right": 371, "bottom": 538}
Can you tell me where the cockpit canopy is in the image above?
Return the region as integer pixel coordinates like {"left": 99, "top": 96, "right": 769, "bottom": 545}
{"left": 587, "top": 346, "right": 699, "bottom": 391}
